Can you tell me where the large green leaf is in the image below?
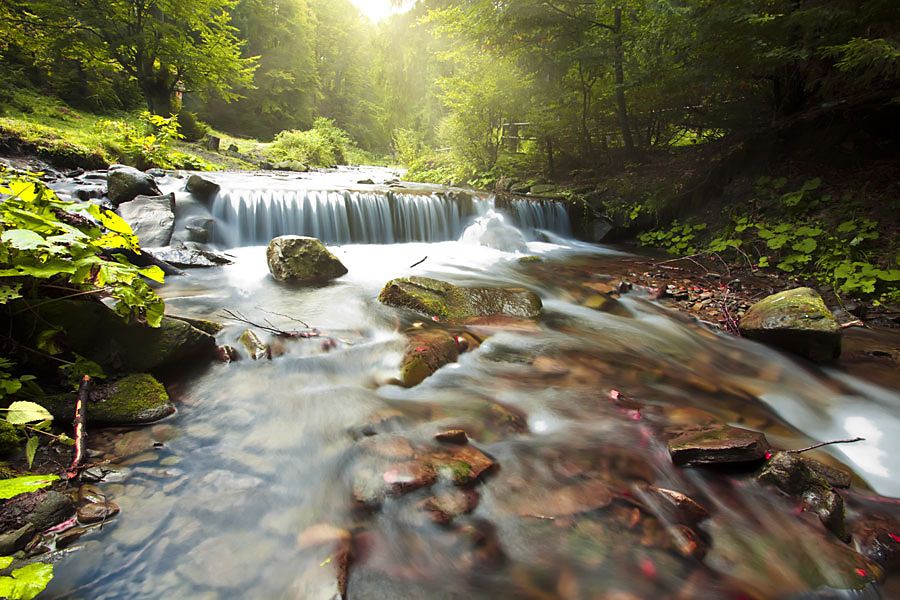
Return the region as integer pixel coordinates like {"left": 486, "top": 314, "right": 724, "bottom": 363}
{"left": 0, "top": 562, "right": 55, "bottom": 600}
{"left": 0, "top": 475, "right": 59, "bottom": 500}
{"left": 5, "top": 401, "right": 53, "bottom": 425}
{"left": 1, "top": 230, "right": 47, "bottom": 251}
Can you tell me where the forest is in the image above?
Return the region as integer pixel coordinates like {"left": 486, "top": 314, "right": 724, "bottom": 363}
{"left": 0, "top": 1, "right": 898, "bottom": 598}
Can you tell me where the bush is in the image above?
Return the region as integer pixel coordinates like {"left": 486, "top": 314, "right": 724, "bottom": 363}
{"left": 177, "top": 111, "right": 210, "bottom": 143}
{"left": 97, "top": 112, "right": 184, "bottom": 169}
{"left": 265, "top": 118, "right": 358, "bottom": 168}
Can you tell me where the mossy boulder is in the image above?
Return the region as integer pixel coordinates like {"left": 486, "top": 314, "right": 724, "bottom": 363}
{"left": 38, "top": 374, "right": 174, "bottom": 425}
{"left": 739, "top": 287, "right": 841, "bottom": 362}
{"left": 0, "top": 421, "right": 21, "bottom": 456}
{"left": 266, "top": 236, "right": 348, "bottom": 283}
{"left": 400, "top": 330, "right": 460, "bottom": 387}
{"left": 378, "top": 276, "right": 542, "bottom": 322}
{"left": 32, "top": 300, "right": 217, "bottom": 374}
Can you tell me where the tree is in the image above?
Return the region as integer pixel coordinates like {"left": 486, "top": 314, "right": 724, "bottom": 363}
{"left": 9, "top": 0, "right": 257, "bottom": 115}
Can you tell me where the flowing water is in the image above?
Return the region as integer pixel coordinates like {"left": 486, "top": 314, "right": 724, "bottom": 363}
{"left": 45, "top": 170, "right": 900, "bottom": 599}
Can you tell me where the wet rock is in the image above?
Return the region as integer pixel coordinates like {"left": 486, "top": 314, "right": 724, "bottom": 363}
{"left": 76, "top": 501, "right": 120, "bottom": 524}
{"left": 266, "top": 236, "right": 348, "bottom": 283}
{"left": 239, "top": 329, "right": 270, "bottom": 361}
{"left": 399, "top": 330, "right": 459, "bottom": 387}
{"left": 185, "top": 174, "right": 220, "bottom": 203}
{"left": 758, "top": 451, "right": 848, "bottom": 540}
{"left": 435, "top": 429, "right": 469, "bottom": 445}
{"left": 378, "top": 276, "right": 542, "bottom": 322}
{"left": 510, "top": 479, "right": 613, "bottom": 518}
{"left": 357, "top": 435, "right": 416, "bottom": 460}
{"left": 739, "top": 287, "right": 841, "bottom": 362}
{"left": 850, "top": 513, "right": 900, "bottom": 567}
{"left": 638, "top": 486, "right": 710, "bottom": 526}
{"left": 0, "top": 523, "right": 35, "bottom": 555}
{"left": 107, "top": 165, "right": 161, "bottom": 205}
{"left": 117, "top": 193, "right": 176, "bottom": 247}
{"left": 30, "top": 300, "right": 217, "bottom": 374}
{"left": 168, "top": 315, "right": 224, "bottom": 336}
{"left": 151, "top": 246, "right": 233, "bottom": 268}
{"left": 215, "top": 345, "right": 240, "bottom": 363}
{"left": 667, "top": 423, "right": 770, "bottom": 466}
{"left": 86, "top": 374, "right": 175, "bottom": 425}
{"left": 421, "top": 488, "right": 480, "bottom": 524}
{"left": 297, "top": 523, "right": 351, "bottom": 549}
{"left": 430, "top": 445, "right": 496, "bottom": 485}
{"left": 0, "top": 490, "right": 74, "bottom": 535}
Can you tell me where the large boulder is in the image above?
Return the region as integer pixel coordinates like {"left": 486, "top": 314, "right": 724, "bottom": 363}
{"left": 378, "top": 276, "right": 542, "bottom": 322}
{"left": 33, "top": 300, "right": 217, "bottom": 374}
{"left": 739, "top": 287, "right": 841, "bottom": 362}
{"left": 39, "top": 374, "right": 174, "bottom": 425}
{"left": 186, "top": 174, "right": 220, "bottom": 203}
{"left": 266, "top": 236, "right": 348, "bottom": 283}
{"left": 117, "top": 193, "right": 176, "bottom": 248}
{"left": 107, "top": 165, "right": 161, "bottom": 206}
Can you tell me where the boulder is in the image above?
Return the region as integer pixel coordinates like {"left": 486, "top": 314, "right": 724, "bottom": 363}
{"left": 667, "top": 423, "right": 770, "bottom": 466}
{"left": 0, "top": 490, "right": 74, "bottom": 536}
{"left": 33, "top": 300, "right": 217, "bottom": 374}
{"left": 107, "top": 165, "right": 161, "bottom": 205}
{"left": 152, "top": 246, "right": 233, "bottom": 268}
{"left": 266, "top": 236, "right": 348, "bottom": 283}
{"left": 204, "top": 135, "right": 221, "bottom": 152}
{"left": 739, "top": 287, "right": 841, "bottom": 362}
{"left": 40, "top": 374, "right": 174, "bottom": 425}
{"left": 185, "top": 174, "right": 220, "bottom": 203}
{"left": 117, "top": 193, "right": 176, "bottom": 248}
{"left": 378, "top": 276, "right": 542, "bottom": 322}
{"left": 399, "top": 330, "right": 459, "bottom": 387}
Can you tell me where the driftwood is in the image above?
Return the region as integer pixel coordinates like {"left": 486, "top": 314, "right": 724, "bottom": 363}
{"left": 66, "top": 375, "right": 91, "bottom": 480}
{"left": 220, "top": 309, "right": 320, "bottom": 338}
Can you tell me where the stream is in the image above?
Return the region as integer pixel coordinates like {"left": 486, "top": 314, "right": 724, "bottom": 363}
{"left": 45, "top": 169, "right": 900, "bottom": 599}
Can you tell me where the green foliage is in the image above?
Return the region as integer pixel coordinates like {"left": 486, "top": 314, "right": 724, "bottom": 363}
{"left": 639, "top": 222, "right": 708, "bottom": 256}
{"left": 0, "top": 475, "right": 58, "bottom": 500}
{"left": 97, "top": 112, "right": 185, "bottom": 169}
{"left": 265, "top": 118, "right": 359, "bottom": 167}
{"left": 0, "top": 558, "right": 54, "bottom": 599}
{"left": 0, "top": 360, "right": 34, "bottom": 402}
{"left": 0, "top": 170, "right": 166, "bottom": 327}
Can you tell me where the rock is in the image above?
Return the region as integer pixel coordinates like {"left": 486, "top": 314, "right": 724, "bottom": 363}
{"left": 739, "top": 287, "right": 841, "bottom": 362}
{"left": 151, "top": 246, "right": 233, "bottom": 268}
{"left": 435, "top": 429, "right": 469, "bottom": 445}
{"left": 87, "top": 374, "right": 175, "bottom": 425}
{"left": 117, "top": 193, "right": 176, "bottom": 248}
{"left": 850, "top": 513, "right": 900, "bottom": 567}
{"left": 204, "top": 135, "right": 221, "bottom": 152}
{"left": 510, "top": 182, "right": 532, "bottom": 194}
{"left": 186, "top": 174, "right": 220, "bottom": 203}
{"left": 266, "top": 236, "right": 348, "bottom": 283}
{"left": 758, "top": 451, "right": 848, "bottom": 540}
{"left": 32, "top": 300, "right": 216, "bottom": 373}
{"left": 215, "top": 345, "right": 240, "bottom": 363}
{"left": 273, "top": 160, "right": 309, "bottom": 173}
{"left": 168, "top": 316, "right": 223, "bottom": 336}
{"left": 421, "top": 488, "right": 480, "bottom": 524}
{"left": 239, "top": 330, "right": 270, "bottom": 361}
{"left": 0, "top": 490, "right": 74, "bottom": 534}
{"left": 429, "top": 445, "right": 496, "bottom": 485}
{"left": 667, "top": 423, "right": 770, "bottom": 466}
{"left": 76, "top": 501, "right": 120, "bottom": 524}
{"left": 399, "top": 330, "right": 459, "bottom": 387}
{"left": 0, "top": 523, "right": 35, "bottom": 555}
{"left": 0, "top": 421, "right": 21, "bottom": 456}
{"left": 528, "top": 183, "right": 558, "bottom": 196}
{"left": 357, "top": 178, "right": 375, "bottom": 185}
{"left": 107, "top": 165, "right": 161, "bottom": 206}
{"left": 510, "top": 479, "right": 613, "bottom": 518}
{"left": 378, "top": 276, "right": 542, "bottom": 322}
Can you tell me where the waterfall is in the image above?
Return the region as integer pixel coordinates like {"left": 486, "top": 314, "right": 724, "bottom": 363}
{"left": 207, "top": 183, "right": 572, "bottom": 248}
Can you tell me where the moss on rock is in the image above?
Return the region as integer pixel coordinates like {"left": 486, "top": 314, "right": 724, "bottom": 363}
{"left": 739, "top": 287, "right": 841, "bottom": 362}
{"left": 88, "top": 374, "right": 175, "bottom": 425}
{"left": 266, "top": 236, "right": 348, "bottom": 283}
{"left": 400, "top": 330, "right": 460, "bottom": 387}
{"left": 378, "top": 276, "right": 542, "bottom": 322}
{"left": 0, "top": 421, "right": 22, "bottom": 457}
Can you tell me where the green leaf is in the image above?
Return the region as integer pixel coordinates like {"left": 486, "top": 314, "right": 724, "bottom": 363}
{"left": 0, "top": 562, "right": 54, "bottom": 600}
{"left": 0, "top": 475, "right": 59, "bottom": 500}
{"left": 0, "top": 557, "right": 12, "bottom": 569}
{"left": 0, "top": 285, "right": 23, "bottom": 304}
{"left": 1, "top": 230, "right": 46, "bottom": 251}
{"left": 5, "top": 401, "right": 53, "bottom": 425}
{"left": 24, "top": 437, "right": 38, "bottom": 470}
{"left": 792, "top": 238, "right": 817, "bottom": 253}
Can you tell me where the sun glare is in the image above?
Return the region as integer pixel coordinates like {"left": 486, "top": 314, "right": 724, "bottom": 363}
{"left": 350, "top": 0, "right": 413, "bottom": 22}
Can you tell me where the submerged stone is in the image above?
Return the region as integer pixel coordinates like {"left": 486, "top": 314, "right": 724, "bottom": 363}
{"left": 739, "top": 287, "right": 841, "bottom": 362}
{"left": 266, "top": 235, "right": 348, "bottom": 283}
{"left": 399, "top": 330, "right": 459, "bottom": 387}
{"left": 667, "top": 423, "right": 770, "bottom": 466}
{"left": 378, "top": 276, "right": 542, "bottom": 322}
{"left": 239, "top": 329, "right": 270, "bottom": 361}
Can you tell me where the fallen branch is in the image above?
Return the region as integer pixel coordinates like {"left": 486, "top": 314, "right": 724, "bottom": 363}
{"left": 409, "top": 256, "right": 428, "bottom": 269}
{"left": 793, "top": 437, "right": 865, "bottom": 454}
{"left": 66, "top": 375, "right": 91, "bottom": 480}
{"left": 220, "top": 309, "right": 320, "bottom": 338}
{"left": 720, "top": 288, "right": 741, "bottom": 337}
{"left": 840, "top": 320, "right": 866, "bottom": 329}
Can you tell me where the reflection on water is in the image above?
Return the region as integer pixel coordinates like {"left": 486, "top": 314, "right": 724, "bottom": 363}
{"left": 46, "top": 239, "right": 900, "bottom": 599}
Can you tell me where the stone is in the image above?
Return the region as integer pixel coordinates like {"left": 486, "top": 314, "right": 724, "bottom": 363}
{"left": 168, "top": 316, "right": 223, "bottom": 336}
{"left": 151, "top": 246, "right": 233, "bottom": 268}
{"left": 117, "top": 193, "right": 176, "bottom": 248}
{"left": 107, "top": 164, "right": 161, "bottom": 206}
{"left": 435, "top": 429, "right": 469, "bottom": 445}
{"left": 266, "top": 236, "right": 348, "bottom": 283}
{"left": 204, "top": 135, "right": 221, "bottom": 152}
{"left": 77, "top": 501, "right": 120, "bottom": 524}
{"left": 378, "top": 276, "right": 542, "bottom": 322}
{"left": 399, "top": 330, "right": 459, "bottom": 387}
{"left": 758, "top": 451, "right": 848, "bottom": 540}
{"left": 528, "top": 183, "right": 558, "bottom": 196}
{"left": 739, "top": 287, "right": 841, "bottom": 362}
{"left": 185, "top": 174, "right": 220, "bottom": 203}
{"left": 239, "top": 330, "right": 270, "bottom": 361}
{"left": 849, "top": 513, "right": 900, "bottom": 567}
{"left": 0, "top": 490, "right": 74, "bottom": 535}
{"left": 0, "top": 524, "right": 35, "bottom": 555}
{"left": 510, "top": 479, "right": 613, "bottom": 518}
{"left": 421, "top": 488, "right": 480, "bottom": 524}
{"left": 215, "top": 345, "right": 240, "bottom": 363}
{"left": 87, "top": 374, "right": 175, "bottom": 425}
{"left": 667, "top": 423, "right": 770, "bottom": 466}
{"left": 430, "top": 445, "right": 496, "bottom": 485}
{"left": 31, "top": 300, "right": 217, "bottom": 374}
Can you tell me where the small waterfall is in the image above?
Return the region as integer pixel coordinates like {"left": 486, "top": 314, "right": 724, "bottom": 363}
{"left": 207, "top": 181, "right": 573, "bottom": 247}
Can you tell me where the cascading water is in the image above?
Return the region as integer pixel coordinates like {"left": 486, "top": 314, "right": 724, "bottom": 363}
{"left": 200, "top": 174, "right": 573, "bottom": 248}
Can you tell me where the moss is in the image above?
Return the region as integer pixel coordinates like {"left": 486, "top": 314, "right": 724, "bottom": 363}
{"left": 266, "top": 236, "right": 348, "bottom": 283}
{"left": 0, "top": 462, "right": 18, "bottom": 479}
{"left": 0, "top": 422, "right": 21, "bottom": 457}
{"left": 517, "top": 256, "right": 544, "bottom": 264}
{"left": 90, "top": 374, "right": 174, "bottom": 425}
{"left": 438, "top": 460, "right": 473, "bottom": 485}
{"left": 399, "top": 330, "right": 459, "bottom": 387}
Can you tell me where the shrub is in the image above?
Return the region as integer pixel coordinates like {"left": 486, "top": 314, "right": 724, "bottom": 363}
{"left": 97, "top": 112, "right": 184, "bottom": 169}
{"left": 177, "top": 111, "right": 210, "bottom": 143}
{"left": 265, "top": 118, "right": 357, "bottom": 168}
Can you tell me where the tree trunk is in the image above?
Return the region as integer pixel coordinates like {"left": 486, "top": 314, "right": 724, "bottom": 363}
{"left": 144, "top": 86, "right": 175, "bottom": 116}
{"left": 613, "top": 8, "right": 635, "bottom": 154}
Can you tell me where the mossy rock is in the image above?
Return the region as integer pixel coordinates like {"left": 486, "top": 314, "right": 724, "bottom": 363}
{"left": 266, "top": 236, "right": 348, "bottom": 283}
{"left": 169, "top": 315, "right": 224, "bottom": 336}
{"left": 30, "top": 300, "right": 217, "bottom": 374}
{"left": 378, "top": 276, "right": 542, "bottom": 322}
{"left": 37, "top": 374, "right": 174, "bottom": 425}
{"left": 400, "top": 330, "right": 460, "bottom": 387}
{"left": 0, "top": 421, "right": 21, "bottom": 457}
{"left": 739, "top": 287, "right": 841, "bottom": 362}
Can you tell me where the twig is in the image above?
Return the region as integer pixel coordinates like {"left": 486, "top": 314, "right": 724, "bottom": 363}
{"left": 793, "top": 437, "right": 865, "bottom": 454}
{"left": 840, "top": 320, "right": 866, "bottom": 329}
{"left": 409, "top": 256, "right": 428, "bottom": 269}
{"left": 66, "top": 375, "right": 91, "bottom": 480}
{"left": 259, "top": 308, "right": 310, "bottom": 329}
{"left": 720, "top": 288, "right": 741, "bottom": 336}
{"left": 220, "top": 309, "right": 319, "bottom": 338}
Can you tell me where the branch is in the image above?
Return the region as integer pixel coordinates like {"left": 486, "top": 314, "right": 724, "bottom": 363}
{"left": 66, "top": 375, "right": 91, "bottom": 480}
{"left": 220, "top": 309, "right": 319, "bottom": 339}
{"left": 793, "top": 437, "right": 865, "bottom": 454}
